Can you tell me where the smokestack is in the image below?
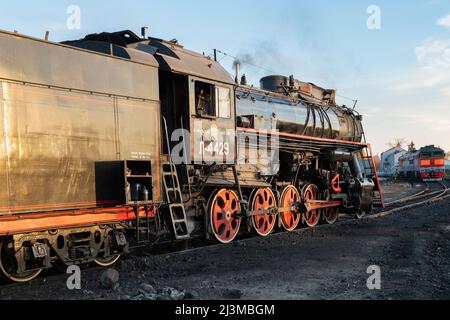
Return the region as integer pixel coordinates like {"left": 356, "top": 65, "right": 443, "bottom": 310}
{"left": 45, "top": 31, "right": 50, "bottom": 41}
{"left": 234, "top": 61, "right": 241, "bottom": 84}
{"left": 241, "top": 74, "right": 247, "bottom": 86}
{"left": 289, "top": 75, "right": 295, "bottom": 88}
{"left": 141, "top": 26, "right": 148, "bottom": 39}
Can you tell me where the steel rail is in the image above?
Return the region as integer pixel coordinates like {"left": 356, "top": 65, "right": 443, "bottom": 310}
{"left": 384, "top": 182, "right": 448, "bottom": 206}
{"left": 384, "top": 182, "right": 430, "bottom": 206}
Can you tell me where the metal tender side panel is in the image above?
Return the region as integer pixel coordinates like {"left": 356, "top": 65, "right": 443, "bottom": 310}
{"left": 0, "top": 31, "right": 161, "bottom": 215}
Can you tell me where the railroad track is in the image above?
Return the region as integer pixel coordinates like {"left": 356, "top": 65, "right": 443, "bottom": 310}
{"left": 1, "top": 181, "right": 449, "bottom": 291}
{"left": 367, "top": 181, "right": 449, "bottom": 221}
{"left": 384, "top": 182, "right": 430, "bottom": 206}
{"left": 384, "top": 181, "right": 448, "bottom": 207}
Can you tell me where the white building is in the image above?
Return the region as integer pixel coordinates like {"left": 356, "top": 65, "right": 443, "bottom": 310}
{"left": 379, "top": 146, "right": 407, "bottom": 176}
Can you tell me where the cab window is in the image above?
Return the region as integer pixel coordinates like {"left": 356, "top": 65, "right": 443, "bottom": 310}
{"left": 195, "top": 81, "right": 214, "bottom": 117}
{"left": 195, "top": 81, "right": 231, "bottom": 119}
{"left": 216, "top": 86, "right": 231, "bottom": 119}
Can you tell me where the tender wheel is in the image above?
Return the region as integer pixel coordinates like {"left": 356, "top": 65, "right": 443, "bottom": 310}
{"left": 208, "top": 189, "right": 242, "bottom": 244}
{"left": 0, "top": 240, "right": 42, "bottom": 283}
{"left": 279, "top": 185, "right": 301, "bottom": 231}
{"left": 94, "top": 254, "right": 121, "bottom": 267}
{"left": 302, "top": 184, "right": 321, "bottom": 228}
{"left": 323, "top": 207, "right": 339, "bottom": 225}
{"left": 250, "top": 188, "right": 277, "bottom": 237}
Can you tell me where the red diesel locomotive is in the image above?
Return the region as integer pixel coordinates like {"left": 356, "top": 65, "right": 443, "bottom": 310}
{"left": 399, "top": 145, "right": 445, "bottom": 181}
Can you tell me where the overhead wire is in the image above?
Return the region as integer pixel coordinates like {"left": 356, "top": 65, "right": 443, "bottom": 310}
{"left": 213, "top": 49, "right": 278, "bottom": 75}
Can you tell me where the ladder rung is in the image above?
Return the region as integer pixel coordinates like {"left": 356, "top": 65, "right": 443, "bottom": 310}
{"left": 162, "top": 161, "right": 189, "bottom": 238}
{"left": 71, "top": 238, "right": 91, "bottom": 243}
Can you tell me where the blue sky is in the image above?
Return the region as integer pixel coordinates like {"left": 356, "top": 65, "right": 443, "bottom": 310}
{"left": 1, "top": 0, "right": 449, "bottom": 154}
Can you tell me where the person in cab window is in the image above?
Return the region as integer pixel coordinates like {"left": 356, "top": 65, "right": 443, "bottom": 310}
{"left": 197, "top": 89, "right": 212, "bottom": 116}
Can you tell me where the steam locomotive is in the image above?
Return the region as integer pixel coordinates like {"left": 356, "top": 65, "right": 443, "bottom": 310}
{"left": 0, "top": 29, "right": 383, "bottom": 282}
{"left": 398, "top": 145, "right": 445, "bottom": 181}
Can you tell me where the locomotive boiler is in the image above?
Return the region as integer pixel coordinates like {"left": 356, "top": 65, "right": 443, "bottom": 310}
{"left": 241, "top": 75, "right": 364, "bottom": 142}
{"left": 0, "top": 29, "right": 383, "bottom": 282}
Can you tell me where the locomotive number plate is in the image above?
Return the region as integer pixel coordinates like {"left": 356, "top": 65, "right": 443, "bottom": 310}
{"left": 199, "top": 141, "right": 230, "bottom": 156}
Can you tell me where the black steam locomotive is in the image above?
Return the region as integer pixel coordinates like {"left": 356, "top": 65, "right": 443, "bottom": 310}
{"left": 0, "top": 29, "right": 383, "bottom": 282}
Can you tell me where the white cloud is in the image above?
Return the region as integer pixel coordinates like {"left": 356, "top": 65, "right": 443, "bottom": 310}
{"left": 361, "top": 36, "right": 450, "bottom": 154}
{"left": 441, "top": 86, "right": 450, "bottom": 97}
{"left": 437, "top": 13, "right": 450, "bottom": 28}
{"left": 415, "top": 39, "right": 450, "bottom": 67}
{"left": 391, "top": 39, "right": 450, "bottom": 92}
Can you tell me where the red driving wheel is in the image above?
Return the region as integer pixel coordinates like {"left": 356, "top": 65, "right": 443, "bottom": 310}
{"left": 302, "top": 184, "right": 321, "bottom": 228}
{"left": 250, "top": 188, "right": 277, "bottom": 237}
{"left": 208, "top": 189, "right": 241, "bottom": 244}
{"left": 279, "top": 185, "right": 301, "bottom": 231}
